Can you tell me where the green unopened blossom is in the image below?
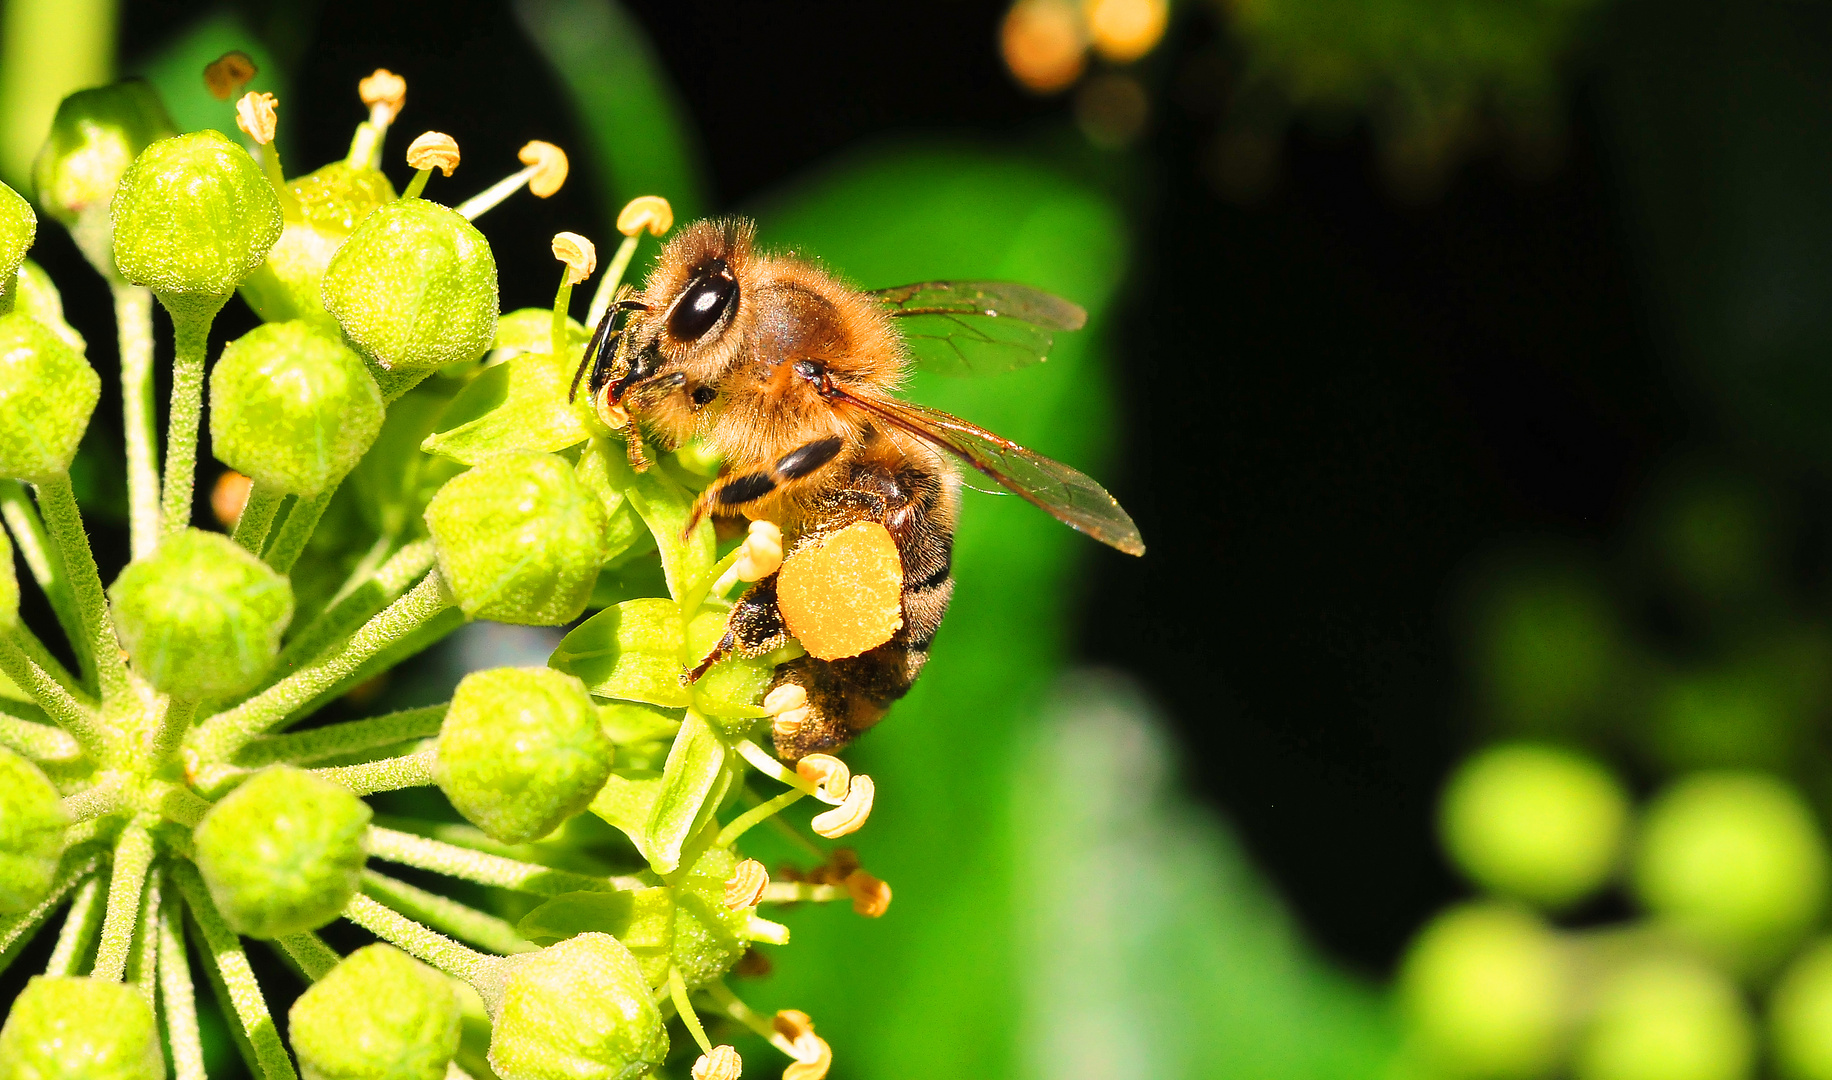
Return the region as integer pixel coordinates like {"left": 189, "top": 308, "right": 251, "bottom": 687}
{"left": 193, "top": 765, "right": 371, "bottom": 939}
{"left": 240, "top": 161, "right": 397, "bottom": 323}
{"left": 0, "top": 181, "right": 34, "bottom": 312}
{"left": 289, "top": 943, "right": 461, "bottom": 1080}
{"left": 436, "top": 667, "right": 613, "bottom": 843}
{"left": 0, "top": 748, "right": 66, "bottom": 913}
{"left": 210, "top": 320, "right": 385, "bottom": 496}
{"left": 111, "top": 129, "right": 283, "bottom": 315}
{"left": 1632, "top": 772, "right": 1830, "bottom": 970}
{"left": 108, "top": 529, "right": 294, "bottom": 699}
{"left": 670, "top": 845, "right": 753, "bottom": 989}
{"left": 489, "top": 933, "right": 667, "bottom": 1080}
{"left": 321, "top": 198, "right": 498, "bottom": 372}
{"left": 425, "top": 451, "right": 607, "bottom": 624}
{"left": 1573, "top": 955, "right": 1754, "bottom": 1080}
{"left": 14, "top": 260, "right": 85, "bottom": 351}
{"left": 1399, "top": 903, "right": 1567, "bottom": 1080}
{"left": 31, "top": 79, "right": 176, "bottom": 277}
{"left": 1774, "top": 939, "right": 1832, "bottom": 1080}
{"left": 0, "top": 975, "right": 164, "bottom": 1080}
{"left": 0, "top": 310, "right": 99, "bottom": 482}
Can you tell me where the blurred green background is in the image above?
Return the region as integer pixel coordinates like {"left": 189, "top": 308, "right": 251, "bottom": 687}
{"left": 9, "top": 0, "right": 1832, "bottom": 1077}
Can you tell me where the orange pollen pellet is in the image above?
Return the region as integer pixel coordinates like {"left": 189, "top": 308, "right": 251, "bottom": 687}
{"left": 776, "top": 521, "right": 903, "bottom": 660}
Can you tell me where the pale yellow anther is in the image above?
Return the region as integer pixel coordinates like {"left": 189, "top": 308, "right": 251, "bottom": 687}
{"left": 359, "top": 68, "right": 407, "bottom": 124}
{"left": 782, "top": 1031, "right": 832, "bottom": 1080}
{"left": 736, "top": 520, "right": 784, "bottom": 582}
{"left": 794, "top": 754, "right": 850, "bottom": 802}
{"left": 617, "top": 194, "right": 675, "bottom": 237}
{"left": 519, "top": 141, "right": 569, "bottom": 198}
{"left": 235, "top": 92, "right": 278, "bottom": 146}
{"left": 205, "top": 51, "right": 258, "bottom": 101}
{"left": 407, "top": 131, "right": 461, "bottom": 176}
{"left": 723, "top": 859, "right": 769, "bottom": 910}
{"left": 764, "top": 683, "right": 812, "bottom": 741}
{"left": 692, "top": 1045, "right": 743, "bottom": 1080}
{"left": 810, "top": 774, "right": 874, "bottom": 839}
{"left": 552, "top": 231, "right": 597, "bottom": 286}
{"left": 772, "top": 1010, "right": 815, "bottom": 1046}
{"left": 843, "top": 869, "right": 892, "bottom": 918}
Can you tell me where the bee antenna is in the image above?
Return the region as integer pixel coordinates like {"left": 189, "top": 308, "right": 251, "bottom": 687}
{"left": 616, "top": 298, "right": 650, "bottom": 312}
{"left": 570, "top": 306, "right": 618, "bottom": 404}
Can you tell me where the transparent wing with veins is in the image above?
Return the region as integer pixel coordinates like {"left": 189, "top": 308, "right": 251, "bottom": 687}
{"left": 870, "top": 280, "right": 1088, "bottom": 376}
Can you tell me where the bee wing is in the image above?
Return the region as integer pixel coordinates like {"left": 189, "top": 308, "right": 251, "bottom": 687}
{"left": 870, "top": 280, "right": 1088, "bottom": 376}
{"left": 837, "top": 390, "right": 1145, "bottom": 556}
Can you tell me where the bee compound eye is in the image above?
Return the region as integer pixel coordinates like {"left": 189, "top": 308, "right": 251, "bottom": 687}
{"left": 667, "top": 264, "right": 739, "bottom": 342}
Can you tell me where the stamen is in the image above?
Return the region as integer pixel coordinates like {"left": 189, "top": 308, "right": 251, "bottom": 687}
{"left": 810, "top": 775, "right": 874, "bottom": 838}
{"left": 205, "top": 51, "right": 258, "bottom": 101}
{"left": 794, "top": 754, "right": 849, "bottom": 803}
{"left": 842, "top": 870, "right": 891, "bottom": 917}
{"left": 714, "top": 520, "right": 783, "bottom": 595}
{"left": 359, "top": 68, "right": 407, "bottom": 126}
{"left": 765, "top": 684, "right": 813, "bottom": 746}
{"left": 551, "top": 231, "right": 597, "bottom": 287}
{"left": 692, "top": 1045, "right": 743, "bottom": 1080}
{"left": 586, "top": 194, "right": 675, "bottom": 328}
{"left": 773, "top": 1011, "right": 833, "bottom": 1080}
{"left": 402, "top": 131, "right": 459, "bottom": 199}
{"left": 211, "top": 470, "right": 252, "bottom": 530}
{"left": 235, "top": 92, "right": 278, "bottom": 145}
{"left": 722, "top": 859, "right": 769, "bottom": 910}
{"left": 785, "top": 1037, "right": 833, "bottom": 1080}
{"left": 668, "top": 967, "right": 715, "bottom": 1055}
{"left": 454, "top": 141, "right": 569, "bottom": 220}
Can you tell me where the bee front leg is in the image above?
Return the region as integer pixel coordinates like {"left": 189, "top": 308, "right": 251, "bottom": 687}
{"left": 683, "top": 435, "right": 846, "bottom": 537}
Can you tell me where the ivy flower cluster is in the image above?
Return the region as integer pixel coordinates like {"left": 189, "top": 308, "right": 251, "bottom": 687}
{"left": 0, "top": 60, "right": 888, "bottom": 1080}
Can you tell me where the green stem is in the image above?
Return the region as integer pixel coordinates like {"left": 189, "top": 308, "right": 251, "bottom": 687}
{"left": 91, "top": 819, "right": 155, "bottom": 982}
{"left": 147, "top": 780, "right": 212, "bottom": 827}
{"left": 60, "top": 776, "right": 121, "bottom": 821}
{"left": 158, "top": 893, "right": 208, "bottom": 1080}
{"left": 454, "top": 164, "right": 536, "bottom": 220}
{"left": 362, "top": 869, "right": 536, "bottom": 956}
{"left": 0, "top": 710, "right": 81, "bottom": 763}
{"left": 263, "top": 487, "right": 335, "bottom": 574}
{"left": 232, "top": 482, "right": 283, "bottom": 554}
{"left": 256, "top": 142, "right": 297, "bottom": 214}
{"left": 113, "top": 282, "right": 161, "bottom": 558}
{"left": 34, "top": 473, "right": 130, "bottom": 706}
{"left": 44, "top": 874, "right": 103, "bottom": 976}
{"left": 236, "top": 702, "right": 447, "bottom": 767}
{"left": 0, "top": 479, "right": 91, "bottom": 688}
{"left": 192, "top": 570, "right": 454, "bottom": 759}
{"left": 159, "top": 300, "right": 223, "bottom": 537}
{"left": 668, "top": 967, "right": 714, "bottom": 1055}
{"left": 311, "top": 746, "right": 437, "bottom": 795}
{"left": 365, "top": 826, "right": 643, "bottom": 896}
{"left": 265, "top": 539, "right": 434, "bottom": 688}
{"left": 0, "top": 637, "right": 106, "bottom": 757}
{"left": 0, "top": 850, "right": 105, "bottom": 970}
{"left": 12, "top": 620, "right": 91, "bottom": 706}
{"left": 716, "top": 787, "right": 805, "bottom": 848}
{"left": 148, "top": 698, "right": 197, "bottom": 764}
{"left": 274, "top": 931, "right": 340, "bottom": 980}
{"left": 124, "top": 872, "right": 161, "bottom": 1004}
{"left": 401, "top": 167, "right": 432, "bottom": 199}
{"left": 585, "top": 233, "right": 641, "bottom": 329}
{"left": 704, "top": 979, "right": 794, "bottom": 1053}
{"left": 760, "top": 881, "right": 848, "bottom": 904}
{"left": 552, "top": 269, "right": 576, "bottom": 357}
{"left": 341, "top": 893, "right": 507, "bottom": 1005}
{"left": 172, "top": 862, "right": 301, "bottom": 1080}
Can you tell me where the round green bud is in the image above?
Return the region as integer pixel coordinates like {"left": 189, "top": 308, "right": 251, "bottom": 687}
{"left": 0, "top": 310, "right": 99, "bottom": 483}
{"left": 210, "top": 320, "right": 385, "bottom": 496}
{"left": 425, "top": 452, "right": 607, "bottom": 625}
{"left": 15, "top": 260, "right": 86, "bottom": 352}
{"left": 1632, "top": 772, "right": 1829, "bottom": 969}
{"left": 240, "top": 161, "right": 397, "bottom": 324}
{"left": 1572, "top": 955, "right": 1753, "bottom": 1080}
{"left": 671, "top": 846, "right": 752, "bottom": 989}
{"left": 1398, "top": 903, "right": 1566, "bottom": 1080}
{"left": 193, "top": 764, "right": 371, "bottom": 939}
{"left": 0, "top": 975, "right": 164, "bottom": 1080}
{"left": 111, "top": 130, "right": 283, "bottom": 311}
{"left": 108, "top": 528, "right": 293, "bottom": 699}
{"left": 0, "top": 181, "right": 35, "bottom": 287}
{"left": 436, "top": 667, "right": 612, "bottom": 844}
{"left": 1440, "top": 742, "right": 1630, "bottom": 909}
{"left": 321, "top": 198, "right": 498, "bottom": 372}
{"left": 489, "top": 933, "right": 668, "bottom": 1080}
{"left": 289, "top": 943, "right": 461, "bottom": 1080}
{"left": 0, "top": 747, "right": 66, "bottom": 913}
{"left": 1772, "top": 939, "right": 1832, "bottom": 1080}
{"left": 31, "top": 79, "right": 176, "bottom": 277}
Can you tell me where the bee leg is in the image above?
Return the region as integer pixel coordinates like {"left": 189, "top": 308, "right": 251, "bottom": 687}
{"left": 682, "top": 436, "right": 847, "bottom": 539}
{"left": 684, "top": 575, "right": 788, "bottom": 683}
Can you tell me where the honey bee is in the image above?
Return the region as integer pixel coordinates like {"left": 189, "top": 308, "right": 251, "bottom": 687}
{"left": 573, "top": 218, "right": 1143, "bottom": 760}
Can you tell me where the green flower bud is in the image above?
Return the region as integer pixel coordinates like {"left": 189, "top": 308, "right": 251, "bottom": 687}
{"left": 210, "top": 320, "right": 385, "bottom": 496}
{"left": 321, "top": 199, "right": 498, "bottom": 372}
{"left": 0, "top": 747, "right": 66, "bottom": 913}
{"left": 108, "top": 529, "right": 293, "bottom": 699}
{"left": 671, "top": 846, "right": 752, "bottom": 989}
{"left": 1773, "top": 939, "right": 1832, "bottom": 1080}
{"left": 15, "top": 260, "right": 86, "bottom": 352}
{"left": 30, "top": 79, "right": 176, "bottom": 277}
{"left": 240, "top": 161, "right": 397, "bottom": 323}
{"left": 0, "top": 310, "right": 99, "bottom": 482}
{"left": 425, "top": 452, "right": 607, "bottom": 625}
{"left": 1573, "top": 955, "right": 1753, "bottom": 1080}
{"left": 1632, "top": 772, "right": 1830, "bottom": 970}
{"left": 289, "top": 943, "right": 461, "bottom": 1080}
{"left": 1398, "top": 903, "right": 1567, "bottom": 1080}
{"left": 1440, "top": 742, "right": 1630, "bottom": 910}
{"left": 192, "top": 764, "right": 371, "bottom": 939}
{"left": 0, "top": 975, "right": 164, "bottom": 1080}
{"left": 111, "top": 130, "right": 283, "bottom": 314}
{"left": 0, "top": 181, "right": 35, "bottom": 302}
{"left": 436, "top": 667, "right": 613, "bottom": 844}
{"left": 489, "top": 933, "right": 668, "bottom": 1080}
